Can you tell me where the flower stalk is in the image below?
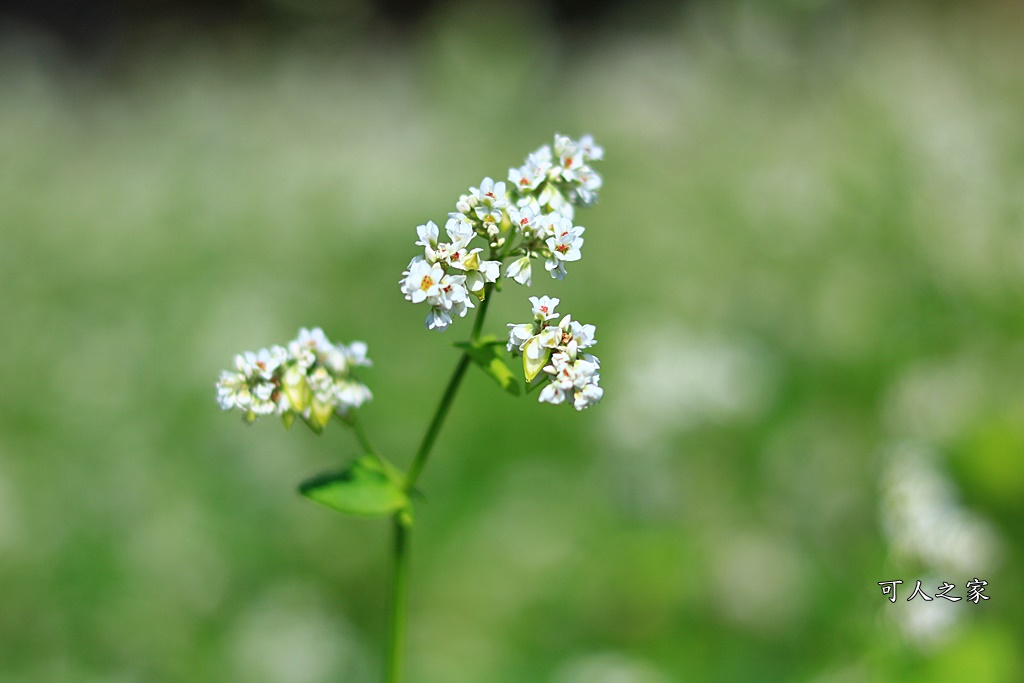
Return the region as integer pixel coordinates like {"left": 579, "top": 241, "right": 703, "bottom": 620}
{"left": 215, "top": 134, "right": 607, "bottom": 683}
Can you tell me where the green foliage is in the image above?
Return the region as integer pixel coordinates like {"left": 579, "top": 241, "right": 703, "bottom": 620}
{"left": 300, "top": 456, "right": 409, "bottom": 518}
{"left": 454, "top": 337, "right": 521, "bottom": 396}
{"left": 4, "top": 3, "right": 1024, "bottom": 682}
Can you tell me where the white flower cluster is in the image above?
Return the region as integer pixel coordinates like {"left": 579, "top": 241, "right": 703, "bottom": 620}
{"left": 507, "top": 296, "right": 604, "bottom": 411}
{"left": 401, "top": 134, "right": 603, "bottom": 330}
{"left": 503, "top": 134, "right": 603, "bottom": 286}
{"left": 400, "top": 218, "right": 502, "bottom": 331}
{"left": 216, "top": 327, "right": 372, "bottom": 431}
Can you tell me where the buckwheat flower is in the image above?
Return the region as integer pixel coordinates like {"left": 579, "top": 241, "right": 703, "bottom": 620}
{"left": 453, "top": 250, "right": 500, "bottom": 295}
{"left": 539, "top": 353, "right": 603, "bottom": 411}
{"left": 537, "top": 375, "right": 570, "bottom": 406}
{"left": 429, "top": 238, "right": 471, "bottom": 267}
{"left": 217, "top": 348, "right": 284, "bottom": 421}
{"left": 402, "top": 260, "right": 445, "bottom": 304}
{"left": 529, "top": 295, "right": 560, "bottom": 321}
{"left": 558, "top": 315, "right": 597, "bottom": 358}
{"left": 455, "top": 193, "right": 477, "bottom": 215}
{"left": 336, "top": 378, "right": 372, "bottom": 409}
{"left": 415, "top": 221, "right": 440, "bottom": 249}
{"left": 574, "top": 382, "right": 604, "bottom": 410}
{"left": 508, "top": 205, "right": 541, "bottom": 239}
{"left": 507, "top": 323, "right": 535, "bottom": 352}
{"left": 509, "top": 157, "right": 546, "bottom": 193}
{"left": 289, "top": 327, "right": 332, "bottom": 370}
{"left": 344, "top": 341, "right": 372, "bottom": 368}
{"left": 506, "top": 300, "right": 603, "bottom": 411}
{"left": 530, "top": 144, "right": 553, "bottom": 169}
{"left": 216, "top": 369, "right": 249, "bottom": 411}
{"left": 571, "top": 166, "right": 602, "bottom": 207}
{"left": 506, "top": 256, "right": 532, "bottom": 286}
{"left": 537, "top": 183, "right": 575, "bottom": 220}
{"left": 426, "top": 307, "right": 452, "bottom": 331}
{"left": 578, "top": 134, "right": 604, "bottom": 162}
{"left": 470, "top": 177, "right": 508, "bottom": 224}
{"left": 543, "top": 221, "right": 584, "bottom": 281}
{"left": 438, "top": 273, "right": 472, "bottom": 311}
{"left": 553, "top": 134, "right": 584, "bottom": 182}
{"left": 445, "top": 216, "right": 476, "bottom": 245}
{"left": 478, "top": 258, "right": 501, "bottom": 283}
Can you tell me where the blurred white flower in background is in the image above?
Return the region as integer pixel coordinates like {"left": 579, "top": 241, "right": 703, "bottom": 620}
{"left": 553, "top": 652, "right": 671, "bottom": 683}
{"left": 881, "top": 442, "right": 1000, "bottom": 577}
{"left": 608, "top": 326, "right": 776, "bottom": 450}
{"left": 879, "top": 442, "right": 1003, "bottom": 649}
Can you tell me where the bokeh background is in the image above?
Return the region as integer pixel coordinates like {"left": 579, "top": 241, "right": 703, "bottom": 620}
{"left": 2, "top": 1, "right": 1023, "bottom": 681}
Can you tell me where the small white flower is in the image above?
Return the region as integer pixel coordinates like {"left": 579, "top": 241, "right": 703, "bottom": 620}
{"left": 455, "top": 194, "right": 476, "bottom": 215}
{"left": 425, "top": 307, "right": 452, "bottom": 331}
{"left": 538, "top": 380, "right": 568, "bottom": 405}
{"left": 509, "top": 157, "right": 546, "bottom": 192}
{"left": 336, "top": 378, "right": 372, "bottom": 411}
{"left": 560, "top": 316, "right": 597, "bottom": 357}
{"left": 445, "top": 216, "right": 476, "bottom": 245}
{"left": 546, "top": 226, "right": 584, "bottom": 262}
{"left": 578, "top": 134, "right": 604, "bottom": 162}
{"left": 478, "top": 259, "right": 501, "bottom": 283}
{"left": 544, "top": 258, "right": 567, "bottom": 280}
{"left": 543, "top": 218, "right": 584, "bottom": 280}
{"left": 438, "top": 273, "right": 471, "bottom": 309}
{"left": 344, "top": 341, "right": 372, "bottom": 368}
{"left": 216, "top": 370, "right": 248, "bottom": 410}
{"left": 470, "top": 177, "right": 508, "bottom": 224}
{"left": 415, "top": 221, "right": 440, "bottom": 249}
{"left": 529, "top": 295, "right": 560, "bottom": 321}
{"left": 308, "top": 366, "right": 336, "bottom": 402}
{"left": 505, "top": 256, "right": 532, "bottom": 286}
{"left": 572, "top": 166, "right": 602, "bottom": 206}
{"left": 508, "top": 205, "right": 541, "bottom": 239}
{"left": 574, "top": 382, "right": 604, "bottom": 410}
{"left": 553, "top": 134, "right": 584, "bottom": 182}
{"left": 402, "top": 260, "right": 445, "bottom": 304}
{"left": 507, "top": 323, "right": 534, "bottom": 352}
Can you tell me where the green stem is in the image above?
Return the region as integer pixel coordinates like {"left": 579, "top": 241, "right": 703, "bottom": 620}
{"left": 339, "top": 410, "right": 389, "bottom": 470}
{"left": 405, "top": 283, "right": 494, "bottom": 493}
{"left": 470, "top": 284, "right": 494, "bottom": 343}
{"left": 384, "top": 516, "right": 409, "bottom": 683}
{"left": 403, "top": 353, "right": 471, "bottom": 493}
{"left": 347, "top": 410, "right": 378, "bottom": 454}
{"left": 385, "top": 281, "right": 497, "bottom": 683}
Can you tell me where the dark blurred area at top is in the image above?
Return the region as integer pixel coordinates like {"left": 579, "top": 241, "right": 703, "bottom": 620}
{"left": 1, "top": 0, "right": 681, "bottom": 55}
{"left": 2, "top": 0, "right": 981, "bottom": 67}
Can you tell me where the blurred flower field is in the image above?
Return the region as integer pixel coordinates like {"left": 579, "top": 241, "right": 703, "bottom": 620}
{"left": 2, "top": 2, "right": 1023, "bottom": 681}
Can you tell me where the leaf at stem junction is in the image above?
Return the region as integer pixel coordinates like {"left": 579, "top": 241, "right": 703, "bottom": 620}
{"left": 454, "top": 337, "right": 521, "bottom": 396}
{"left": 299, "top": 455, "right": 409, "bottom": 518}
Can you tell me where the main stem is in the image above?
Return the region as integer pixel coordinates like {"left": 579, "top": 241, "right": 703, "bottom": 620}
{"left": 404, "top": 283, "right": 494, "bottom": 494}
{"left": 384, "top": 517, "right": 409, "bottom": 683}
{"left": 383, "top": 283, "right": 496, "bottom": 683}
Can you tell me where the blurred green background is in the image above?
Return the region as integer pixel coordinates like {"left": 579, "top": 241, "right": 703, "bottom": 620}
{"left": 2, "top": 1, "right": 1024, "bottom": 681}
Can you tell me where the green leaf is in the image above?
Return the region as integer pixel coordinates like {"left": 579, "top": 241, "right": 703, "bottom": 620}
{"left": 455, "top": 337, "right": 521, "bottom": 396}
{"left": 299, "top": 455, "right": 409, "bottom": 518}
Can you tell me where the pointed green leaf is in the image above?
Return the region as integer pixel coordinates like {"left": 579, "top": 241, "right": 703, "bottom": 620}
{"left": 299, "top": 455, "right": 409, "bottom": 518}
{"left": 455, "top": 337, "right": 520, "bottom": 395}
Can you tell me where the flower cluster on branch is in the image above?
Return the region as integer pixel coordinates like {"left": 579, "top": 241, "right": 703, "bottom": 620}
{"left": 400, "top": 134, "right": 603, "bottom": 330}
{"left": 216, "top": 327, "right": 371, "bottom": 431}
{"left": 507, "top": 296, "right": 603, "bottom": 411}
